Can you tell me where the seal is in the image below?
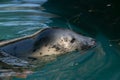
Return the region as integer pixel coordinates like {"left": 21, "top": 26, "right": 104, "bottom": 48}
{"left": 0, "top": 28, "right": 96, "bottom": 60}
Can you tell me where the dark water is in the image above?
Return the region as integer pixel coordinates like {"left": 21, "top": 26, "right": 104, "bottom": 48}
{"left": 0, "top": 0, "right": 120, "bottom": 80}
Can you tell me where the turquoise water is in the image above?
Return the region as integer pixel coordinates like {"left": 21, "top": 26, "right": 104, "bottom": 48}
{"left": 0, "top": 0, "right": 120, "bottom": 80}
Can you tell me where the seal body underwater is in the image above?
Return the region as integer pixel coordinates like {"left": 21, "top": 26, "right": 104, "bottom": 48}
{"left": 0, "top": 28, "right": 96, "bottom": 60}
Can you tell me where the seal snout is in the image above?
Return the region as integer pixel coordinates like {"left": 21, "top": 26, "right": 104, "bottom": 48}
{"left": 80, "top": 38, "right": 96, "bottom": 50}
{"left": 89, "top": 38, "right": 96, "bottom": 47}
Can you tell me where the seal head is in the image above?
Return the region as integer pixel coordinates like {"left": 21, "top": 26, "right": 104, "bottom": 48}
{"left": 30, "top": 28, "right": 96, "bottom": 58}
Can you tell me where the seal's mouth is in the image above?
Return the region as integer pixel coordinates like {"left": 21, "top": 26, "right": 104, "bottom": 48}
{"left": 81, "top": 39, "right": 96, "bottom": 50}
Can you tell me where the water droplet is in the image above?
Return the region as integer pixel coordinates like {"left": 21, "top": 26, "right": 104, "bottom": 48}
{"left": 109, "top": 44, "right": 112, "bottom": 47}
{"left": 106, "top": 4, "right": 111, "bottom": 7}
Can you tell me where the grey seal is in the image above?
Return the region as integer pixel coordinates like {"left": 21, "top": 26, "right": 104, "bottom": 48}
{"left": 0, "top": 28, "right": 96, "bottom": 60}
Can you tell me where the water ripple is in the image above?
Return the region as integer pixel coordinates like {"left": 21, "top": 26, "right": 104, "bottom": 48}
{"left": 0, "top": 3, "right": 40, "bottom": 8}
{"left": 0, "top": 0, "right": 58, "bottom": 40}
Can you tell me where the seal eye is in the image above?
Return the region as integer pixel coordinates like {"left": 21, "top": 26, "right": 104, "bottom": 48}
{"left": 70, "top": 38, "right": 75, "bottom": 43}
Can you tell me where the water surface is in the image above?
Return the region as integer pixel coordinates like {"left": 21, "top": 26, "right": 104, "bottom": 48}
{"left": 0, "top": 0, "right": 120, "bottom": 80}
